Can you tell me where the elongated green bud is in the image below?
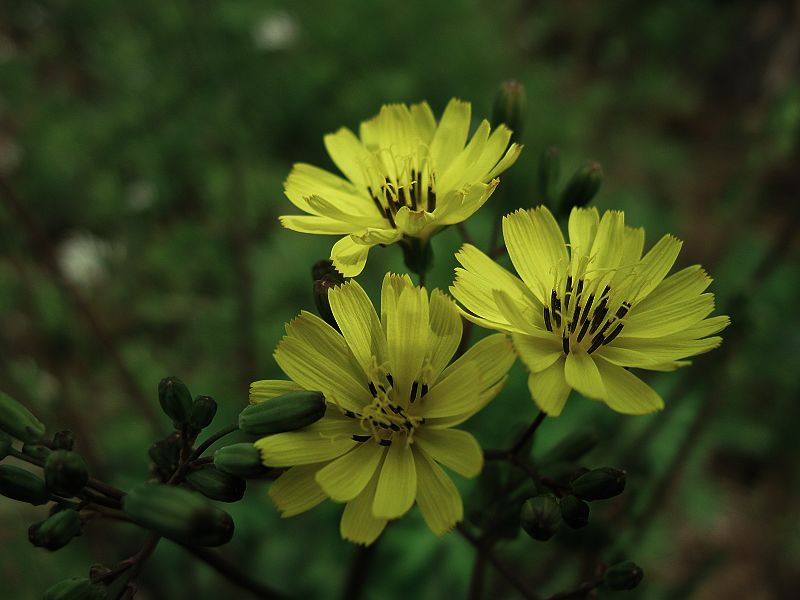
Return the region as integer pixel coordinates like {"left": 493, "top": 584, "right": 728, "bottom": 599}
{"left": 0, "top": 465, "right": 49, "bottom": 505}
{"left": 492, "top": 79, "right": 526, "bottom": 141}
{"left": 123, "top": 484, "right": 234, "bottom": 546}
{"left": 214, "top": 443, "right": 266, "bottom": 478}
{"left": 158, "top": 377, "right": 194, "bottom": 426}
{"left": 0, "top": 391, "right": 45, "bottom": 443}
{"left": 52, "top": 430, "right": 75, "bottom": 451}
{"left": 559, "top": 494, "right": 590, "bottom": 529}
{"left": 239, "top": 391, "right": 326, "bottom": 436}
{"left": 560, "top": 161, "right": 603, "bottom": 210}
{"left": 29, "top": 508, "right": 82, "bottom": 551}
{"left": 43, "top": 578, "right": 105, "bottom": 600}
{"left": 571, "top": 467, "right": 626, "bottom": 501}
{"left": 0, "top": 431, "right": 11, "bottom": 459}
{"left": 22, "top": 442, "right": 51, "bottom": 460}
{"left": 604, "top": 561, "right": 644, "bottom": 590}
{"left": 520, "top": 493, "right": 560, "bottom": 541}
{"left": 190, "top": 395, "right": 218, "bottom": 430}
{"left": 44, "top": 450, "right": 89, "bottom": 497}
{"left": 537, "top": 146, "right": 561, "bottom": 205}
{"left": 186, "top": 465, "right": 246, "bottom": 503}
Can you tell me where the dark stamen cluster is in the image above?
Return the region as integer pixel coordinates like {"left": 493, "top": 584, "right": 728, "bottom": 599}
{"left": 367, "top": 170, "right": 437, "bottom": 228}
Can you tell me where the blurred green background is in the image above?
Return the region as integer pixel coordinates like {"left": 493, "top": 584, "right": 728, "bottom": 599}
{"left": 1, "top": 0, "right": 799, "bottom": 598}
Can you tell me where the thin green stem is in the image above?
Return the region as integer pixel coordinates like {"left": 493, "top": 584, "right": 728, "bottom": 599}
{"left": 189, "top": 424, "right": 239, "bottom": 462}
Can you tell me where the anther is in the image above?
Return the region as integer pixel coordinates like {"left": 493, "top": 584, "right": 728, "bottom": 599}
{"left": 603, "top": 323, "right": 624, "bottom": 345}
{"left": 562, "top": 336, "right": 570, "bottom": 355}
{"left": 379, "top": 439, "right": 392, "bottom": 447}
{"left": 587, "top": 334, "right": 605, "bottom": 354}
{"left": 352, "top": 434, "right": 370, "bottom": 442}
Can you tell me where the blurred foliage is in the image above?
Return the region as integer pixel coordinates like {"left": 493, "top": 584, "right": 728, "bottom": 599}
{"left": 1, "top": 0, "right": 800, "bottom": 598}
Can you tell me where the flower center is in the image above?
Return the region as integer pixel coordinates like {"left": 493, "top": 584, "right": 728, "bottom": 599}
{"left": 365, "top": 152, "right": 438, "bottom": 228}
{"left": 342, "top": 372, "right": 427, "bottom": 446}
{"left": 543, "top": 275, "right": 631, "bottom": 355}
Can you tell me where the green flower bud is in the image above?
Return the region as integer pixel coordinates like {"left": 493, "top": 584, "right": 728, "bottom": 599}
{"left": 0, "top": 430, "right": 11, "bottom": 459}
{"left": 186, "top": 465, "right": 246, "bottom": 503}
{"left": 311, "top": 259, "right": 345, "bottom": 284}
{"left": 123, "top": 484, "right": 235, "bottom": 546}
{"left": 560, "top": 161, "right": 603, "bottom": 211}
{"left": 537, "top": 146, "right": 561, "bottom": 205}
{"left": 190, "top": 395, "right": 218, "bottom": 431}
{"left": 541, "top": 428, "right": 599, "bottom": 464}
{"left": 239, "top": 391, "right": 326, "bottom": 436}
{"left": 22, "top": 442, "right": 52, "bottom": 460}
{"left": 158, "top": 377, "right": 194, "bottom": 427}
{"left": 43, "top": 578, "right": 105, "bottom": 600}
{"left": 29, "top": 508, "right": 82, "bottom": 551}
{"left": 520, "top": 493, "right": 560, "bottom": 541}
{"left": 44, "top": 451, "right": 89, "bottom": 497}
{"left": 0, "top": 390, "right": 45, "bottom": 443}
{"left": 52, "top": 430, "right": 75, "bottom": 451}
{"left": 571, "top": 467, "right": 626, "bottom": 501}
{"left": 400, "top": 237, "right": 434, "bottom": 279}
{"left": 313, "top": 275, "right": 341, "bottom": 330}
{"left": 149, "top": 433, "right": 181, "bottom": 480}
{"left": 559, "top": 494, "right": 590, "bottom": 529}
{"left": 0, "top": 465, "right": 49, "bottom": 505}
{"left": 604, "top": 561, "right": 644, "bottom": 590}
{"left": 492, "top": 79, "right": 527, "bottom": 141}
{"left": 213, "top": 443, "right": 266, "bottom": 478}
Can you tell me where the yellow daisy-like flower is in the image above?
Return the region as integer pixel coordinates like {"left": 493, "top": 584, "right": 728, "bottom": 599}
{"left": 280, "top": 99, "right": 522, "bottom": 276}
{"left": 451, "top": 206, "right": 730, "bottom": 416}
{"left": 251, "top": 274, "right": 515, "bottom": 545}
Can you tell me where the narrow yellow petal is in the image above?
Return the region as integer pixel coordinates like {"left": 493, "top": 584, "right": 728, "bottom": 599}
{"left": 323, "top": 127, "right": 373, "bottom": 186}
{"left": 528, "top": 356, "right": 570, "bottom": 416}
{"left": 331, "top": 235, "right": 373, "bottom": 277}
{"left": 255, "top": 418, "right": 359, "bottom": 467}
{"left": 249, "top": 380, "right": 304, "bottom": 404}
{"left": 426, "top": 290, "right": 463, "bottom": 382}
{"left": 385, "top": 285, "right": 429, "bottom": 401}
{"left": 564, "top": 352, "right": 605, "bottom": 400}
{"left": 340, "top": 462, "right": 387, "bottom": 546}
{"left": 414, "top": 428, "right": 483, "bottom": 478}
{"left": 590, "top": 210, "right": 626, "bottom": 271}
{"left": 634, "top": 265, "right": 712, "bottom": 313}
{"left": 568, "top": 207, "right": 600, "bottom": 260}
{"left": 418, "top": 361, "right": 482, "bottom": 419}
{"left": 622, "top": 293, "right": 714, "bottom": 338}
{"left": 628, "top": 234, "right": 682, "bottom": 302}
{"left": 485, "top": 143, "right": 522, "bottom": 180}
{"left": 269, "top": 464, "right": 328, "bottom": 517}
{"left": 429, "top": 98, "right": 471, "bottom": 172}
{"left": 328, "top": 280, "right": 387, "bottom": 375}
{"left": 595, "top": 358, "right": 664, "bottom": 414}
{"left": 437, "top": 333, "right": 516, "bottom": 392}
{"left": 283, "top": 162, "right": 373, "bottom": 215}
{"left": 315, "top": 442, "right": 385, "bottom": 502}
{"left": 372, "top": 441, "right": 416, "bottom": 519}
{"left": 413, "top": 447, "right": 463, "bottom": 536}
{"left": 511, "top": 332, "right": 562, "bottom": 373}
{"left": 279, "top": 215, "right": 356, "bottom": 235}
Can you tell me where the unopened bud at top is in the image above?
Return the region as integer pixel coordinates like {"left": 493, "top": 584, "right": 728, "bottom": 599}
{"left": 190, "top": 395, "right": 218, "bottom": 431}
{"left": 571, "top": 467, "right": 626, "bottom": 501}
{"left": 52, "top": 430, "right": 75, "bottom": 451}
{"left": 240, "top": 390, "right": 326, "bottom": 436}
{"left": 559, "top": 494, "right": 590, "bottom": 529}
{"left": 560, "top": 161, "right": 603, "bottom": 211}
{"left": 604, "top": 561, "right": 644, "bottom": 590}
{"left": 520, "top": 493, "right": 560, "bottom": 541}
{"left": 44, "top": 450, "right": 89, "bottom": 497}
{"left": 492, "top": 79, "right": 527, "bottom": 141}
{"left": 214, "top": 443, "right": 266, "bottom": 478}
{"left": 158, "top": 377, "right": 194, "bottom": 427}
{"left": 0, "top": 390, "right": 45, "bottom": 443}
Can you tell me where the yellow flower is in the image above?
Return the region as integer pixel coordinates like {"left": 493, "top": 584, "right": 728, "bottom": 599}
{"left": 451, "top": 206, "right": 730, "bottom": 416}
{"left": 251, "top": 274, "right": 515, "bottom": 545}
{"left": 280, "top": 99, "right": 522, "bottom": 276}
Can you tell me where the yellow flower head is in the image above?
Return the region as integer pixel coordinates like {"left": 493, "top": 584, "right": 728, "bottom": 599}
{"left": 451, "top": 206, "right": 730, "bottom": 416}
{"left": 251, "top": 274, "right": 515, "bottom": 545}
{"left": 280, "top": 99, "right": 522, "bottom": 276}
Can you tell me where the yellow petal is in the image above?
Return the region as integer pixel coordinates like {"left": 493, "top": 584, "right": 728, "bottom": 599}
{"left": 602, "top": 336, "right": 723, "bottom": 367}
{"left": 503, "top": 207, "right": 567, "bottom": 303}
{"left": 485, "top": 143, "right": 522, "bottom": 180}
{"left": 470, "top": 124, "right": 513, "bottom": 181}
{"left": 283, "top": 162, "right": 373, "bottom": 215}
{"left": 372, "top": 440, "right": 416, "bottom": 519}
{"left": 255, "top": 419, "right": 359, "bottom": 467}
{"left": 438, "top": 120, "right": 490, "bottom": 191}
{"left": 413, "top": 447, "right": 463, "bottom": 536}
{"left": 385, "top": 284, "right": 429, "bottom": 401}
{"left": 628, "top": 234, "right": 682, "bottom": 302}
{"left": 315, "top": 442, "right": 385, "bottom": 502}
{"left": 589, "top": 210, "right": 626, "bottom": 271}
{"left": 425, "top": 290, "right": 463, "bottom": 382}
{"left": 595, "top": 358, "right": 664, "bottom": 414}
{"left": 340, "top": 462, "right": 387, "bottom": 545}
{"left": 395, "top": 206, "right": 436, "bottom": 236}
{"left": 414, "top": 428, "right": 483, "bottom": 478}
{"left": 328, "top": 280, "right": 387, "bottom": 375}
{"left": 249, "top": 380, "right": 304, "bottom": 404}
{"left": 323, "top": 127, "right": 373, "bottom": 186}
{"left": 622, "top": 294, "right": 715, "bottom": 338}
{"left": 409, "top": 101, "right": 437, "bottom": 142}
{"left": 568, "top": 207, "right": 600, "bottom": 260}
{"left": 511, "top": 332, "right": 562, "bottom": 373}
{"left": 435, "top": 180, "right": 498, "bottom": 226}
{"left": 331, "top": 235, "right": 373, "bottom": 277}
{"left": 634, "top": 265, "right": 711, "bottom": 313}
{"left": 418, "top": 361, "right": 482, "bottom": 419}
{"left": 279, "top": 214, "right": 356, "bottom": 234}
{"left": 437, "top": 333, "right": 516, "bottom": 393}
{"left": 429, "top": 98, "right": 471, "bottom": 172}
{"left": 564, "top": 351, "right": 605, "bottom": 399}
{"left": 269, "top": 464, "right": 328, "bottom": 517}
{"left": 528, "top": 356, "right": 570, "bottom": 416}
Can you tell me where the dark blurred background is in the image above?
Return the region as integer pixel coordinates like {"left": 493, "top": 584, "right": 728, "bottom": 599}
{"left": 1, "top": 0, "right": 799, "bottom": 598}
